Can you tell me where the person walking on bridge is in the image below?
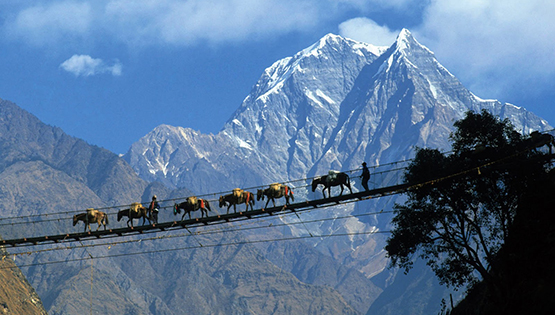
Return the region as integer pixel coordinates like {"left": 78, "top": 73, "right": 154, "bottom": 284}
{"left": 360, "top": 162, "right": 370, "bottom": 191}
{"left": 149, "top": 195, "right": 160, "bottom": 224}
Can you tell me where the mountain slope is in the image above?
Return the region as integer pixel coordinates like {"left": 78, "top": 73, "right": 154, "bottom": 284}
{"left": 0, "top": 245, "right": 48, "bottom": 315}
{"left": 0, "top": 97, "right": 160, "bottom": 314}
{"left": 1, "top": 98, "right": 366, "bottom": 314}
{"left": 123, "top": 29, "right": 551, "bottom": 314}
{"left": 0, "top": 98, "right": 147, "bottom": 206}
{"left": 125, "top": 30, "right": 549, "bottom": 191}
{"left": 125, "top": 34, "right": 387, "bottom": 190}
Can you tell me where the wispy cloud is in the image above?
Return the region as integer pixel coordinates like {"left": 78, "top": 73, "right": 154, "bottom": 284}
{"left": 4, "top": 1, "right": 92, "bottom": 45}
{"left": 60, "top": 55, "right": 122, "bottom": 77}
{"left": 103, "top": 0, "right": 322, "bottom": 45}
{"left": 1, "top": 0, "right": 414, "bottom": 47}
{"left": 338, "top": 18, "right": 398, "bottom": 46}
{"left": 415, "top": 0, "right": 555, "bottom": 98}
{"left": 4, "top": 0, "right": 555, "bottom": 101}
{"left": 3, "top": 0, "right": 326, "bottom": 47}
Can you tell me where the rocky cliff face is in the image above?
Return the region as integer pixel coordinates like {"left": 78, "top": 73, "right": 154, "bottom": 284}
{"left": 124, "top": 30, "right": 549, "bottom": 191}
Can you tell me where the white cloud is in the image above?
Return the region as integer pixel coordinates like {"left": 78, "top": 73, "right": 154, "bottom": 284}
{"left": 103, "top": 0, "right": 320, "bottom": 45}
{"left": 331, "top": 0, "right": 416, "bottom": 12}
{"left": 2, "top": 0, "right": 414, "bottom": 47}
{"left": 60, "top": 55, "right": 123, "bottom": 77}
{"left": 4, "top": 0, "right": 373, "bottom": 47}
{"left": 5, "top": 1, "right": 92, "bottom": 45}
{"left": 5, "top": 0, "right": 555, "bottom": 104}
{"left": 415, "top": 0, "right": 555, "bottom": 98}
{"left": 338, "top": 17, "right": 398, "bottom": 46}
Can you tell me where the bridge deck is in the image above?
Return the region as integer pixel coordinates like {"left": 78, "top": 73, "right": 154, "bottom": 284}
{"left": 1, "top": 183, "right": 410, "bottom": 248}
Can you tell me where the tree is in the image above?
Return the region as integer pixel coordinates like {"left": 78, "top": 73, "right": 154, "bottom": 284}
{"left": 385, "top": 110, "right": 552, "bottom": 296}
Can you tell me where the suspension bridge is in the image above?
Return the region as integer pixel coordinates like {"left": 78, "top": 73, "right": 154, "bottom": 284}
{"left": 2, "top": 132, "right": 554, "bottom": 252}
{"left": 0, "top": 160, "right": 410, "bottom": 248}
{"left": 0, "top": 165, "right": 410, "bottom": 248}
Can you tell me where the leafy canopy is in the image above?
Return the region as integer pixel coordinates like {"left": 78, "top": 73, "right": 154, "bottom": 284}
{"left": 386, "top": 110, "right": 551, "bottom": 288}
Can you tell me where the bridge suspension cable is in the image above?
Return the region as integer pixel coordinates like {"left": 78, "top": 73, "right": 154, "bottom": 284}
{"left": 2, "top": 137, "right": 552, "bottom": 252}
{"left": 0, "top": 158, "right": 412, "bottom": 224}
{"left": 2, "top": 207, "right": 396, "bottom": 260}
{"left": 2, "top": 229, "right": 393, "bottom": 270}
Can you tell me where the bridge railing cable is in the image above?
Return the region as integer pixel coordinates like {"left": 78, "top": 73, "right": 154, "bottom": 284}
{"left": 0, "top": 159, "right": 410, "bottom": 241}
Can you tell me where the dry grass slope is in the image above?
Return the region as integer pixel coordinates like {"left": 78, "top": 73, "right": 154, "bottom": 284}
{"left": 0, "top": 245, "right": 48, "bottom": 315}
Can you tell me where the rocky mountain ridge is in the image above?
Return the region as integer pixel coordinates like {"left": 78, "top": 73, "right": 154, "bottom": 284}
{"left": 0, "top": 244, "right": 48, "bottom": 315}
{"left": 123, "top": 29, "right": 551, "bottom": 314}
{"left": 1, "top": 28, "right": 551, "bottom": 315}
{"left": 1, "top": 97, "right": 372, "bottom": 314}
{"left": 125, "top": 30, "right": 549, "bottom": 192}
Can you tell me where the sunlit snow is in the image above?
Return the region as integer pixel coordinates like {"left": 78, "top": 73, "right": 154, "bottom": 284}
{"left": 305, "top": 89, "right": 335, "bottom": 108}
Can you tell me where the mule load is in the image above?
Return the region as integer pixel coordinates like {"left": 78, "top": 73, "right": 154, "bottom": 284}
{"left": 311, "top": 171, "right": 353, "bottom": 198}
{"left": 256, "top": 183, "right": 294, "bottom": 208}
{"left": 219, "top": 188, "right": 255, "bottom": 214}
{"left": 174, "top": 196, "right": 212, "bottom": 220}
{"left": 73, "top": 208, "right": 109, "bottom": 232}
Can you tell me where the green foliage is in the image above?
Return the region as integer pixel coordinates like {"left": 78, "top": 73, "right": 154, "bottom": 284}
{"left": 386, "top": 110, "right": 551, "bottom": 291}
{"left": 450, "top": 110, "right": 521, "bottom": 154}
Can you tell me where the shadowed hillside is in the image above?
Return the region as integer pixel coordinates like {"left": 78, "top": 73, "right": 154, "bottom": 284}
{"left": 1, "top": 97, "right": 370, "bottom": 314}
{"left": 0, "top": 243, "right": 48, "bottom": 315}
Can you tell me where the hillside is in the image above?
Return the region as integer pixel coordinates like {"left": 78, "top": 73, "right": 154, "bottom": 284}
{"left": 123, "top": 30, "right": 551, "bottom": 314}
{"left": 1, "top": 97, "right": 370, "bottom": 314}
{"left": 1, "top": 28, "right": 552, "bottom": 314}
{"left": 0, "top": 244, "right": 48, "bottom": 315}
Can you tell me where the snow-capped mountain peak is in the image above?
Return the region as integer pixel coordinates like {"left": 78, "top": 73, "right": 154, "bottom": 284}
{"left": 301, "top": 33, "right": 388, "bottom": 59}
{"left": 125, "top": 28, "right": 550, "bottom": 194}
{"left": 254, "top": 34, "right": 387, "bottom": 103}
{"left": 395, "top": 28, "right": 416, "bottom": 49}
{"left": 121, "top": 28, "right": 551, "bottom": 314}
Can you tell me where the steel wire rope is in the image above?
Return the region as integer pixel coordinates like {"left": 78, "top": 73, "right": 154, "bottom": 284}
{"left": 2, "top": 143, "right": 547, "bottom": 248}
{"left": 3, "top": 207, "right": 397, "bottom": 259}
{"left": 2, "top": 130, "right": 551, "bottom": 225}
{"left": 0, "top": 161, "right": 504, "bottom": 249}
{"left": 292, "top": 211, "right": 314, "bottom": 237}
{"left": 0, "top": 179, "right": 320, "bottom": 227}
{"left": 7, "top": 209, "right": 398, "bottom": 261}
{"left": 160, "top": 146, "right": 537, "bottom": 236}
{"left": 2, "top": 183, "right": 404, "bottom": 250}
{"left": 89, "top": 257, "right": 94, "bottom": 315}
{"left": 5, "top": 144, "right": 547, "bottom": 264}
{"left": 1, "top": 229, "right": 393, "bottom": 270}
{"left": 0, "top": 169, "right": 355, "bottom": 226}
{"left": 0, "top": 158, "right": 412, "bottom": 223}
{"left": 7, "top": 154, "right": 496, "bottom": 248}
{"left": 4, "top": 145, "right": 540, "bottom": 263}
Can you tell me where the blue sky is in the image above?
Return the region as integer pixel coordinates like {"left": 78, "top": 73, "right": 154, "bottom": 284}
{"left": 0, "top": 0, "right": 554, "bottom": 154}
